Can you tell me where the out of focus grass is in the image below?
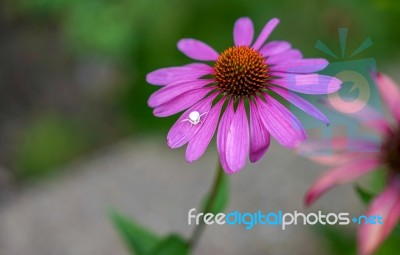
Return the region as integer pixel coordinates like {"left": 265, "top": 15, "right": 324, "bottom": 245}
{"left": 13, "top": 114, "right": 91, "bottom": 181}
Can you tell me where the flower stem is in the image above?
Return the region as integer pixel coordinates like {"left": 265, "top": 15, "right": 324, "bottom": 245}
{"left": 189, "top": 163, "right": 226, "bottom": 249}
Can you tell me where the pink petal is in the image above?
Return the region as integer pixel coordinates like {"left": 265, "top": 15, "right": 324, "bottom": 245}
{"left": 233, "top": 17, "right": 254, "bottom": 46}
{"left": 184, "top": 63, "right": 214, "bottom": 69}
{"left": 320, "top": 98, "right": 391, "bottom": 135}
{"left": 266, "top": 49, "right": 303, "bottom": 65}
{"left": 299, "top": 137, "right": 381, "bottom": 155}
{"left": 271, "top": 73, "right": 342, "bottom": 94}
{"left": 306, "top": 152, "right": 379, "bottom": 166}
{"left": 148, "top": 79, "right": 213, "bottom": 107}
{"left": 177, "top": 39, "right": 219, "bottom": 61}
{"left": 304, "top": 158, "right": 381, "bottom": 206}
{"left": 297, "top": 135, "right": 381, "bottom": 166}
{"left": 271, "top": 58, "right": 328, "bottom": 73}
{"left": 249, "top": 100, "right": 270, "bottom": 163}
{"left": 146, "top": 63, "right": 213, "bottom": 85}
{"left": 329, "top": 137, "right": 380, "bottom": 151}
{"left": 259, "top": 40, "right": 291, "bottom": 57}
{"left": 167, "top": 94, "right": 217, "bottom": 148}
{"left": 225, "top": 100, "right": 249, "bottom": 173}
{"left": 359, "top": 181, "right": 400, "bottom": 255}
{"left": 269, "top": 86, "right": 329, "bottom": 124}
{"left": 374, "top": 72, "right": 400, "bottom": 122}
{"left": 217, "top": 100, "right": 235, "bottom": 174}
{"left": 252, "top": 18, "right": 280, "bottom": 50}
{"left": 186, "top": 99, "right": 225, "bottom": 163}
{"left": 255, "top": 95, "right": 306, "bottom": 148}
{"left": 154, "top": 87, "right": 212, "bottom": 117}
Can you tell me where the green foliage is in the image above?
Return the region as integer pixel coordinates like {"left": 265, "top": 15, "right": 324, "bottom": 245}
{"left": 64, "top": 1, "right": 137, "bottom": 56}
{"left": 110, "top": 211, "right": 189, "bottom": 255}
{"left": 314, "top": 225, "right": 356, "bottom": 255}
{"left": 365, "top": 169, "right": 387, "bottom": 195}
{"left": 110, "top": 167, "right": 228, "bottom": 255}
{"left": 149, "top": 235, "right": 189, "bottom": 255}
{"left": 201, "top": 168, "right": 229, "bottom": 214}
{"left": 354, "top": 185, "right": 375, "bottom": 205}
{"left": 375, "top": 232, "right": 400, "bottom": 255}
{"left": 14, "top": 114, "right": 90, "bottom": 181}
{"left": 110, "top": 211, "right": 161, "bottom": 255}
{"left": 7, "top": 0, "right": 76, "bottom": 17}
{"left": 315, "top": 223, "right": 400, "bottom": 255}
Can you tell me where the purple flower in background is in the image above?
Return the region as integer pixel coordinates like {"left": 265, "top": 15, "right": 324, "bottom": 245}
{"left": 147, "top": 17, "right": 341, "bottom": 174}
{"left": 302, "top": 73, "right": 400, "bottom": 255}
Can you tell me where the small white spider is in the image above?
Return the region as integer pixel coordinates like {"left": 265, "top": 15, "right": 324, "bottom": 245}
{"left": 180, "top": 111, "right": 208, "bottom": 125}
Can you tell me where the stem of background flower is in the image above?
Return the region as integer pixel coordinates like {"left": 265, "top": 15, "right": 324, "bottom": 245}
{"left": 189, "top": 163, "right": 225, "bottom": 249}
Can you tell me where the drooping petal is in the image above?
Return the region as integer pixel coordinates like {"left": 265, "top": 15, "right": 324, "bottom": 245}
{"left": 256, "top": 94, "right": 306, "bottom": 148}
{"left": 359, "top": 182, "right": 400, "bottom": 255}
{"left": 373, "top": 72, "right": 400, "bottom": 122}
{"left": 271, "top": 58, "right": 328, "bottom": 73}
{"left": 298, "top": 137, "right": 381, "bottom": 166}
{"left": 305, "top": 152, "right": 380, "bottom": 167}
{"left": 249, "top": 100, "right": 270, "bottom": 163}
{"left": 225, "top": 100, "right": 250, "bottom": 173}
{"left": 271, "top": 73, "right": 342, "bottom": 94}
{"left": 167, "top": 94, "right": 217, "bottom": 148}
{"left": 186, "top": 99, "right": 224, "bottom": 163}
{"left": 269, "top": 86, "right": 329, "bottom": 124}
{"left": 154, "top": 87, "right": 213, "bottom": 117}
{"left": 304, "top": 158, "right": 381, "bottom": 206}
{"left": 177, "top": 39, "right": 219, "bottom": 61}
{"left": 217, "top": 100, "right": 235, "bottom": 173}
{"left": 148, "top": 79, "right": 213, "bottom": 107}
{"left": 252, "top": 18, "right": 280, "bottom": 50}
{"left": 319, "top": 98, "right": 391, "bottom": 135}
{"left": 146, "top": 64, "right": 213, "bottom": 85}
{"left": 259, "top": 40, "right": 291, "bottom": 57}
{"left": 233, "top": 17, "right": 254, "bottom": 46}
{"left": 266, "top": 49, "right": 303, "bottom": 65}
{"left": 299, "top": 137, "right": 381, "bottom": 155}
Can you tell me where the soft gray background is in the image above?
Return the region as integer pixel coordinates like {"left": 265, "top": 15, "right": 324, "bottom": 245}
{"left": 0, "top": 137, "right": 364, "bottom": 255}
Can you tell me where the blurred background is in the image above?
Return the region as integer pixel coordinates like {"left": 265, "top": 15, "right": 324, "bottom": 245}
{"left": 0, "top": 0, "right": 400, "bottom": 254}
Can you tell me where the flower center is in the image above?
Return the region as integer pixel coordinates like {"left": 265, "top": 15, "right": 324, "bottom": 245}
{"left": 213, "top": 46, "right": 269, "bottom": 97}
{"left": 382, "top": 128, "right": 400, "bottom": 174}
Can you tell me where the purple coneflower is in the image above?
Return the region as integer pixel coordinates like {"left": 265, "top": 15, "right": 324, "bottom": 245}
{"left": 302, "top": 73, "right": 400, "bottom": 255}
{"left": 147, "top": 17, "right": 341, "bottom": 173}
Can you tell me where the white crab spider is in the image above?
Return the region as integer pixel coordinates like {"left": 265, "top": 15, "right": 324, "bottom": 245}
{"left": 180, "top": 111, "right": 208, "bottom": 125}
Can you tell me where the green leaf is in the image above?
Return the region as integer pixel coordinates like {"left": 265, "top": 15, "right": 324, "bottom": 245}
{"left": 149, "top": 235, "right": 189, "bottom": 255}
{"left": 375, "top": 226, "right": 400, "bottom": 255}
{"left": 365, "top": 168, "right": 386, "bottom": 194}
{"left": 201, "top": 167, "right": 229, "bottom": 214}
{"left": 395, "top": 224, "right": 400, "bottom": 236}
{"left": 354, "top": 185, "right": 375, "bottom": 205}
{"left": 313, "top": 225, "right": 356, "bottom": 255}
{"left": 110, "top": 210, "right": 160, "bottom": 255}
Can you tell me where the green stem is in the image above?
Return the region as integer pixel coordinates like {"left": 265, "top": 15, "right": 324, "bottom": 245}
{"left": 189, "top": 163, "right": 225, "bottom": 249}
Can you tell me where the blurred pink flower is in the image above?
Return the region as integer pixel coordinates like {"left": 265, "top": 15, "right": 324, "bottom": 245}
{"left": 302, "top": 73, "right": 400, "bottom": 255}
{"left": 147, "top": 17, "right": 341, "bottom": 174}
